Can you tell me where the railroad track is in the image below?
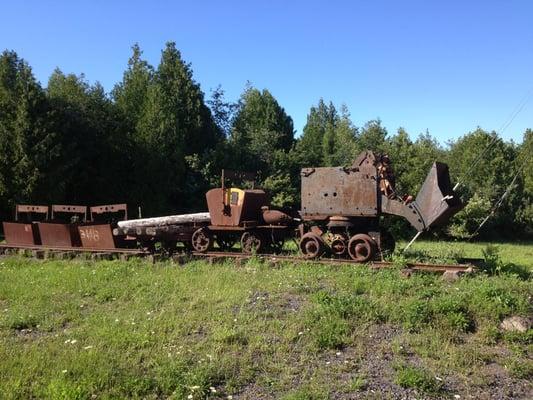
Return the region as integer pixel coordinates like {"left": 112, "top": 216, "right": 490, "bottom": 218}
{"left": 191, "top": 251, "right": 477, "bottom": 275}
{"left": 0, "top": 243, "right": 149, "bottom": 259}
{"left": 0, "top": 244, "right": 477, "bottom": 276}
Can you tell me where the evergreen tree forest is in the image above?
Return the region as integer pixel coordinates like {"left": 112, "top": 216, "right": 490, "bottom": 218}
{"left": 0, "top": 44, "right": 531, "bottom": 239}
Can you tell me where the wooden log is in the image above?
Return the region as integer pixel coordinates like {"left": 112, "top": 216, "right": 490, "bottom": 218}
{"left": 116, "top": 212, "right": 210, "bottom": 230}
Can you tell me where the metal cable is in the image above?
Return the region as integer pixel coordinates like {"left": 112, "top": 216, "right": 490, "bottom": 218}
{"left": 468, "top": 150, "right": 532, "bottom": 239}
{"left": 453, "top": 88, "right": 533, "bottom": 191}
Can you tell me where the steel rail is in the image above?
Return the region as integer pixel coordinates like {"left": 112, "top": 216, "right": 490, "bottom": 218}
{"left": 191, "top": 251, "right": 476, "bottom": 273}
{"left": 0, "top": 243, "right": 149, "bottom": 255}
{"left": 0, "top": 244, "right": 476, "bottom": 274}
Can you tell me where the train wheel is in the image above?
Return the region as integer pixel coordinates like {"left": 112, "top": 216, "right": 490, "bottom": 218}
{"left": 192, "top": 228, "right": 213, "bottom": 253}
{"left": 330, "top": 234, "right": 348, "bottom": 256}
{"left": 241, "top": 231, "right": 264, "bottom": 254}
{"left": 348, "top": 234, "right": 376, "bottom": 263}
{"left": 299, "top": 232, "right": 325, "bottom": 259}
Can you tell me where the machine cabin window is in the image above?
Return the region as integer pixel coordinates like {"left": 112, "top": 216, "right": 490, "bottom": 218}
{"left": 230, "top": 192, "right": 239, "bottom": 205}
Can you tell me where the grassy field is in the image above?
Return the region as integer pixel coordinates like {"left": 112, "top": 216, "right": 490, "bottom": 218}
{"left": 0, "top": 241, "right": 531, "bottom": 399}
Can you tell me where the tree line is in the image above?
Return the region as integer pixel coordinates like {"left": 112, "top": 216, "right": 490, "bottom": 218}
{"left": 1, "top": 43, "right": 531, "bottom": 239}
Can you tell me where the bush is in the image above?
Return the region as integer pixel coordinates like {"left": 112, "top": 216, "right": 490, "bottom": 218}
{"left": 394, "top": 364, "right": 442, "bottom": 393}
{"left": 311, "top": 314, "right": 349, "bottom": 350}
{"left": 447, "top": 193, "right": 492, "bottom": 239}
{"left": 401, "top": 300, "right": 432, "bottom": 332}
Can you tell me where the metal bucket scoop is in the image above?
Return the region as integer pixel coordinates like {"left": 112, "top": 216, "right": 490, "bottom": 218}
{"left": 415, "top": 162, "right": 463, "bottom": 230}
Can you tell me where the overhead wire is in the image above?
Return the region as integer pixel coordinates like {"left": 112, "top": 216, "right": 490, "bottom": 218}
{"left": 452, "top": 88, "right": 533, "bottom": 191}
{"left": 468, "top": 149, "right": 532, "bottom": 239}
{"left": 403, "top": 87, "right": 532, "bottom": 252}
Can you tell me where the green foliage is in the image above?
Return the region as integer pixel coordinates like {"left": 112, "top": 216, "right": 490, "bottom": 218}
{"left": 393, "top": 364, "right": 443, "bottom": 393}
{"left": 231, "top": 85, "right": 294, "bottom": 170}
{"left": 0, "top": 46, "right": 531, "bottom": 238}
{"left": 0, "top": 50, "right": 55, "bottom": 217}
{"left": 401, "top": 300, "right": 433, "bottom": 332}
{"left": 348, "top": 375, "right": 367, "bottom": 391}
{"left": 447, "top": 193, "right": 492, "bottom": 238}
{"left": 446, "top": 129, "right": 521, "bottom": 238}
{"left": 507, "top": 357, "right": 533, "bottom": 379}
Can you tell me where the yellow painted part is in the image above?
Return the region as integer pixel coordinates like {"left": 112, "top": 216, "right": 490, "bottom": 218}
{"left": 228, "top": 188, "right": 244, "bottom": 206}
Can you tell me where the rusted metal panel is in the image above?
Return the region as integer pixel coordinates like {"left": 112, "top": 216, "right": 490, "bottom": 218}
{"left": 90, "top": 204, "right": 128, "bottom": 222}
{"left": 2, "top": 222, "right": 41, "bottom": 245}
{"left": 207, "top": 188, "right": 267, "bottom": 227}
{"left": 415, "top": 162, "right": 463, "bottom": 229}
{"left": 78, "top": 224, "right": 117, "bottom": 249}
{"left": 79, "top": 204, "right": 129, "bottom": 249}
{"left": 51, "top": 205, "right": 87, "bottom": 219}
{"left": 301, "top": 166, "right": 378, "bottom": 217}
{"left": 380, "top": 196, "right": 425, "bottom": 231}
{"left": 37, "top": 204, "right": 87, "bottom": 247}
{"left": 4, "top": 204, "right": 48, "bottom": 245}
{"left": 16, "top": 205, "right": 49, "bottom": 217}
{"left": 39, "top": 223, "right": 82, "bottom": 247}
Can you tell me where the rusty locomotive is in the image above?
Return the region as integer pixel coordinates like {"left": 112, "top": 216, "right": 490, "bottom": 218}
{"left": 0, "top": 151, "right": 462, "bottom": 262}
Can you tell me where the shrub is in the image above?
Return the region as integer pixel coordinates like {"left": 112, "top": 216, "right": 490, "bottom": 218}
{"left": 394, "top": 364, "right": 442, "bottom": 393}
{"left": 401, "top": 300, "right": 432, "bottom": 332}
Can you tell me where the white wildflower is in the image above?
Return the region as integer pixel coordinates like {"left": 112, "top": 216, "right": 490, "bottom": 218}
{"left": 71, "top": 339, "right": 77, "bottom": 344}
{"left": 209, "top": 387, "right": 217, "bottom": 393}
{"left": 62, "top": 369, "right": 67, "bottom": 373}
{"left": 83, "top": 345, "right": 93, "bottom": 350}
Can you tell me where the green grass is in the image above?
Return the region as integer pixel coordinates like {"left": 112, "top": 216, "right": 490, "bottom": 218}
{"left": 403, "top": 239, "right": 533, "bottom": 268}
{"left": 0, "top": 240, "right": 531, "bottom": 398}
{"left": 393, "top": 364, "right": 443, "bottom": 393}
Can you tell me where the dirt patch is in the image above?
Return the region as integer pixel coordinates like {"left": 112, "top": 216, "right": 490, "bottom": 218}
{"left": 240, "top": 290, "right": 305, "bottom": 317}
{"left": 230, "top": 323, "right": 532, "bottom": 399}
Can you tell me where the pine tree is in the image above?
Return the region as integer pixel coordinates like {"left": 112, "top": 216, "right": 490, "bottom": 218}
{"left": 231, "top": 86, "right": 295, "bottom": 172}
{"left": 113, "top": 44, "right": 153, "bottom": 130}
{"left": 0, "top": 50, "right": 53, "bottom": 217}
{"left": 296, "top": 99, "right": 337, "bottom": 166}
{"left": 46, "top": 70, "right": 129, "bottom": 204}
{"left": 356, "top": 119, "right": 388, "bottom": 154}
{"left": 137, "top": 42, "right": 221, "bottom": 213}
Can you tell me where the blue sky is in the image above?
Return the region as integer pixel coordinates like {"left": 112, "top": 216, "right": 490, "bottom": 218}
{"left": 1, "top": 0, "right": 531, "bottom": 143}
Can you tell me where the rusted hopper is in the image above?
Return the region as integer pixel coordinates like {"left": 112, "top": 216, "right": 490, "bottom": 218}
{"left": 2, "top": 205, "right": 48, "bottom": 246}
{"left": 78, "top": 204, "right": 128, "bottom": 249}
{"left": 38, "top": 205, "right": 87, "bottom": 247}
